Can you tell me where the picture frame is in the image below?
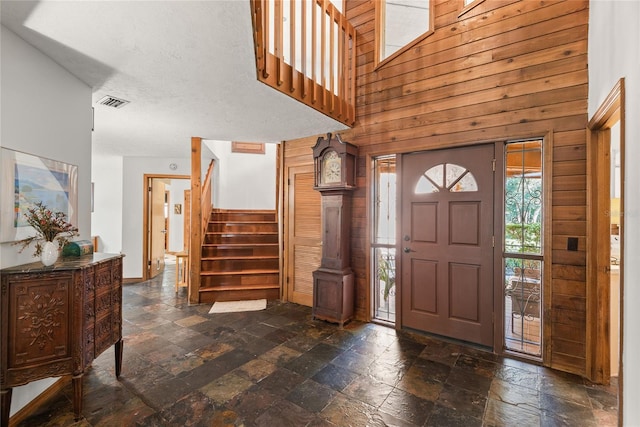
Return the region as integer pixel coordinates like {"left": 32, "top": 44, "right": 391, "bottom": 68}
{"left": 1, "top": 148, "right": 78, "bottom": 243}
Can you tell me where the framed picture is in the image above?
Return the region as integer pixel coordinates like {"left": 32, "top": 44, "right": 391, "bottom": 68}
{"left": 1, "top": 148, "right": 78, "bottom": 243}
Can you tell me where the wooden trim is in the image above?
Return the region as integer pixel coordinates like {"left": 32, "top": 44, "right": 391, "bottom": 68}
{"left": 8, "top": 377, "right": 71, "bottom": 427}
{"left": 586, "top": 79, "right": 624, "bottom": 418}
{"left": 231, "top": 141, "right": 265, "bottom": 154}
{"left": 363, "top": 153, "right": 372, "bottom": 323}
{"left": 277, "top": 144, "right": 284, "bottom": 299}
{"left": 619, "top": 80, "right": 625, "bottom": 424}
{"left": 588, "top": 79, "right": 622, "bottom": 129}
{"left": 543, "top": 131, "right": 554, "bottom": 366}
{"left": 394, "top": 154, "right": 404, "bottom": 331}
{"left": 492, "top": 141, "right": 505, "bottom": 353}
{"left": 190, "top": 137, "right": 202, "bottom": 304}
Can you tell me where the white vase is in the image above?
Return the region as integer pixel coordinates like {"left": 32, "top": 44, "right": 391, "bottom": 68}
{"left": 41, "top": 241, "right": 59, "bottom": 266}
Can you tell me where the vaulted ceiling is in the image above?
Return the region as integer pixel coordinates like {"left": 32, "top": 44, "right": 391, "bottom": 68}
{"left": 1, "top": 1, "right": 347, "bottom": 158}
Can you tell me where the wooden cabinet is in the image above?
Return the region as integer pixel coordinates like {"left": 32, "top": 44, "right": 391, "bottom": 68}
{"left": 1, "top": 253, "right": 124, "bottom": 425}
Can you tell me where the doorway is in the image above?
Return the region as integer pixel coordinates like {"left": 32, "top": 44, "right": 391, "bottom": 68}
{"left": 587, "top": 78, "right": 625, "bottom": 393}
{"left": 143, "top": 174, "right": 190, "bottom": 281}
{"left": 399, "top": 144, "right": 495, "bottom": 346}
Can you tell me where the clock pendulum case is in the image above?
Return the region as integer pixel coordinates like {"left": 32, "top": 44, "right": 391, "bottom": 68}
{"left": 311, "top": 133, "right": 358, "bottom": 326}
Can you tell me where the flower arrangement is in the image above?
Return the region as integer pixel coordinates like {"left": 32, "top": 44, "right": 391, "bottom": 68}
{"left": 14, "top": 201, "right": 79, "bottom": 257}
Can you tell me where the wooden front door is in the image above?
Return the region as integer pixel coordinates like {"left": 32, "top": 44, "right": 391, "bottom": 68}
{"left": 285, "top": 165, "right": 322, "bottom": 306}
{"left": 400, "top": 144, "right": 494, "bottom": 346}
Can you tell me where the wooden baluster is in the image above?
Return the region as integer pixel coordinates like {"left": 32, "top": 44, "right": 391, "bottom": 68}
{"left": 329, "top": 4, "right": 335, "bottom": 113}
{"left": 289, "top": 0, "right": 295, "bottom": 92}
{"left": 338, "top": 13, "right": 344, "bottom": 118}
{"left": 349, "top": 28, "right": 356, "bottom": 124}
{"left": 262, "top": 0, "right": 270, "bottom": 78}
{"left": 301, "top": 0, "right": 307, "bottom": 99}
{"left": 320, "top": 0, "right": 326, "bottom": 108}
{"left": 275, "top": 0, "right": 283, "bottom": 86}
{"left": 312, "top": 0, "right": 317, "bottom": 104}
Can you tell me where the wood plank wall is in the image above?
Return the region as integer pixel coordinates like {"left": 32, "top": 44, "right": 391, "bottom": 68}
{"left": 282, "top": 0, "right": 589, "bottom": 376}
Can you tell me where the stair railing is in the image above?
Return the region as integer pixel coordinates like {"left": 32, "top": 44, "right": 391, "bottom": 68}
{"left": 251, "top": 0, "right": 356, "bottom": 126}
{"left": 201, "top": 159, "right": 215, "bottom": 242}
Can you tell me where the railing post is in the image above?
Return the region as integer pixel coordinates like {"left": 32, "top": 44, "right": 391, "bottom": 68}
{"left": 189, "top": 137, "right": 202, "bottom": 305}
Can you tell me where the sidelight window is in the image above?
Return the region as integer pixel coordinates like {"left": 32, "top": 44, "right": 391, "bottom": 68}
{"left": 503, "top": 140, "right": 543, "bottom": 357}
{"left": 372, "top": 156, "right": 397, "bottom": 323}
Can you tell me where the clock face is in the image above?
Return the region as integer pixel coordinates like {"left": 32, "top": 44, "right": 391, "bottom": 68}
{"left": 321, "top": 150, "right": 341, "bottom": 184}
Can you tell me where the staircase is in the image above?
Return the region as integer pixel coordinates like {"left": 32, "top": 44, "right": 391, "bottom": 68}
{"left": 199, "top": 209, "right": 280, "bottom": 303}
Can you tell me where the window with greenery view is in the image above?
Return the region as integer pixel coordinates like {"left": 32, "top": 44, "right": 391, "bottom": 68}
{"left": 503, "top": 140, "right": 543, "bottom": 357}
{"left": 372, "top": 156, "right": 396, "bottom": 323}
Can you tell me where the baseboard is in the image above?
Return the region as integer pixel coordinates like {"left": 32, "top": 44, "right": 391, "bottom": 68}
{"left": 123, "top": 277, "right": 143, "bottom": 284}
{"left": 9, "top": 376, "right": 71, "bottom": 427}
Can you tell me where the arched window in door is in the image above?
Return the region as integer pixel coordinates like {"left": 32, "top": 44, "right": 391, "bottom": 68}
{"left": 415, "top": 163, "right": 478, "bottom": 194}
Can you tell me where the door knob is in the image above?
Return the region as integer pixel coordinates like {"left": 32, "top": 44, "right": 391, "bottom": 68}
{"left": 403, "top": 247, "right": 414, "bottom": 253}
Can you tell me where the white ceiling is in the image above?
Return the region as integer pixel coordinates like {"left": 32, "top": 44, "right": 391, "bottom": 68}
{"left": 1, "top": 0, "right": 347, "bottom": 158}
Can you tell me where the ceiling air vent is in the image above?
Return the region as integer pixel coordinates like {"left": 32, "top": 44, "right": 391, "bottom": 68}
{"left": 97, "top": 95, "right": 130, "bottom": 109}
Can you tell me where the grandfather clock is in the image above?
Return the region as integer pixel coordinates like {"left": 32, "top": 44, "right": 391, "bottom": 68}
{"left": 312, "top": 133, "right": 357, "bottom": 326}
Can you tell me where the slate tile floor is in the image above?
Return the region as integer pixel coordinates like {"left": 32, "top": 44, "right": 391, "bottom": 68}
{"left": 17, "top": 269, "right": 618, "bottom": 426}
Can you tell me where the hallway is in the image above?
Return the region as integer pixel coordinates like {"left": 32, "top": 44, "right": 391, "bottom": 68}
{"left": 16, "top": 269, "right": 617, "bottom": 426}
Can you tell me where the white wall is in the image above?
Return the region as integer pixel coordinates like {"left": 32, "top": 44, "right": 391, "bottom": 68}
{"left": 121, "top": 156, "right": 190, "bottom": 278}
{"left": 0, "top": 25, "right": 92, "bottom": 417}
{"left": 588, "top": 2, "right": 640, "bottom": 424}
{"left": 168, "top": 178, "right": 190, "bottom": 252}
{"left": 91, "top": 154, "right": 123, "bottom": 253}
{"left": 204, "top": 140, "right": 277, "bottom": 210}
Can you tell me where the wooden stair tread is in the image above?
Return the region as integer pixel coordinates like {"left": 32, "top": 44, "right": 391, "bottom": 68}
{"left": 211, "top": 209, "right": 275, "bottom": 212}
{"left": 201, "top": 269, "right": 279, "bottom": 276}
{"left": 206, "top": 231, "right": 277, "bottom": 235}
{"left": 209, "top": 219, "right": 278, "bottom": 224}
{"left": 202, "top": 255, "right": 279, "bottom": 260}
{"left": 199, "top": 284, "right": 280, "bottom": 292}
{"left": 203, "top": 243, "right": 277, "bottom": 247}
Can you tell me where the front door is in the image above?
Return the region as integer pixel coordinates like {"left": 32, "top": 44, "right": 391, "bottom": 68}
{"left": 400, "top": 144, "right": 494, "bottom": 346}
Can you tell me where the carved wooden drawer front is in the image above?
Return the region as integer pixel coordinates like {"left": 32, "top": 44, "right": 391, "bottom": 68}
{"left": 1, "top": 253, "right": 124, "bottom": 426}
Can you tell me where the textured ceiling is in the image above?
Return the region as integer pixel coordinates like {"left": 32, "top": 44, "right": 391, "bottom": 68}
{"left": 1, "top": 0, "right": 347, "bottom": 158}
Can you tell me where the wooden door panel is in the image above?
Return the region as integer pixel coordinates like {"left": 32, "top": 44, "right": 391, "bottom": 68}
{"left": 449, "top": 262, "right": 480, "bottom": 321}
{"left": 408, "top": 259, "right": 438, "bottom": 313}
{"left": 401, "top": 144, "right": 494, "bottom": 346}
{"left": 286, "top": 165, "right": 321, "bottom": 306}
{"left": 293, "top": 244, "right": 321, "bottom": 300}
{"left": 412, "top": 203, "right": 438, "bottom": 242}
